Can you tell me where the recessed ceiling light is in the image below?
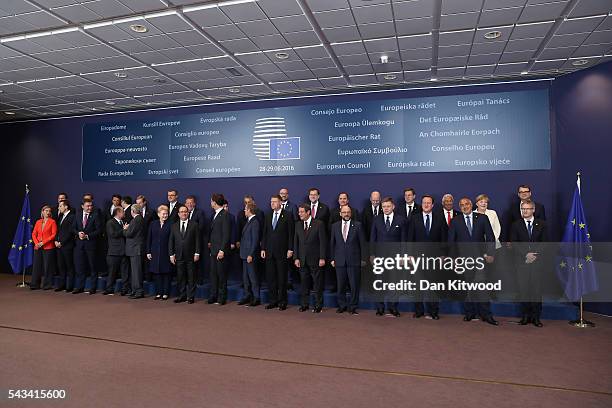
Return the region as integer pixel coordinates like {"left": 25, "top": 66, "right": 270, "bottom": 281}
{"left": 5, "top": 111, "right": 15, "bottom": 115}
{"left": 114, "top": 72, "right": 128, "bottom": 78}
{"left": 91, "top": 107, "right": 97, "bottom": 111}
{"left": 383, "top": 74, "right": 397, "bottom": 80}
{"left": 380, "top": 55, "right": 389, "bottom": 64}
{"left": 129, "top": 24, "right": 148, "bottom": 33}
{"left": 484, "top": 30, "right": 502, "bottom": 40}
{"left": 104, "top": 101, "right": 116, "bottom": 105}
{"left": 0, "top": 90, "right": 4, "bottom": 93}
{"left": 153, "top": 78, "right": 167, "bottom": 84}
{"left": 430, "top": 77, "right": 438, "bottom": 82}
{"left": 228, "top": 87, "right": 240, "bottom": 93}
{"left": 521, "top": 70, "right": 529, "bottom": 75}
{"left": 275, "top": 52, "right": 289, "bottom": 60}
{"left": 571, "top": 59, "right": 589, "bottom": 66}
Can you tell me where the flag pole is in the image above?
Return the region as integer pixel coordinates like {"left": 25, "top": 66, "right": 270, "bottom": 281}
{"left": 15, "top": 184, "right": 30, "bottom": 288}
{"left": 568, "top": 173, "right": 595, "bottom": 328}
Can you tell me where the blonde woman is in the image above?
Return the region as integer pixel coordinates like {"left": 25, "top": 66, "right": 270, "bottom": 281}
{"left": 31, "top": 205, "right": 58, "bottom": 290}
{"left": 475, "top": 194, "right": 502, "bottom": 249}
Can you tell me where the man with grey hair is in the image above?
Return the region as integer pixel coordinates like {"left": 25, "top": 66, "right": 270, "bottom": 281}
{"left": 124, "top": 203, "right": 145, "bottom": 299}
{"left": 361, "top": 190, "right": 382, "bottom": 241}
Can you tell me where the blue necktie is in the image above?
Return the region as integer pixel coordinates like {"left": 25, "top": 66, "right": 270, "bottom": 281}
{"left": 425, "top": 214, "right": 430, "bottom": 236}
{"left": 527, "top": 220, "right": 532, "bottom": 238}
{"left": 466, "top": 215, "right": 472, "bottom": 236}
{"left": 385, "top": 216, "right": 391, "bottom": 231}
{"left": 272, "top": 212, "right": 278, "bottom": 230}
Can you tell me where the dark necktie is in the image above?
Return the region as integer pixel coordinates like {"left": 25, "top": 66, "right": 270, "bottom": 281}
{"left": 374, "top": 207, "right": 378, "bottom": 217}
{"left": 425, "top": 214, "right": 430, "bottom": 236}
{"left": 304, "top": 221, "right": 308, "bottom": 232}
{"left": 466, "top": 215, "right": 472, "bottom": 236}
{"left": 385, "top": 216, "right": 391, "bottom": 231}
{"left": 181, "top": 221, "right": 186, "bottom": 236}
{"left": 527, "top": 220, "right": 532, "bottom": 238}
{"left": 83, "top": 213, "right": 88, "bottom": 227}
{"left": 272, "top": 212, "right": 278, "bottom": 230}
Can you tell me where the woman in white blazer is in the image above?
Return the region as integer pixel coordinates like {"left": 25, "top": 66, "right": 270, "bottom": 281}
{"left": 475, "top": 194, "right": 502, "bottom": 249}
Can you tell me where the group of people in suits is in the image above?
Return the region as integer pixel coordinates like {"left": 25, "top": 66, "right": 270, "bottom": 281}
{"left": 29, "top": 184, "right": 548, "bottom": 327}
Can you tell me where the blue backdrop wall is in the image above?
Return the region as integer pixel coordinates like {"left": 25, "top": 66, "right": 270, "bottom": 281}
{"left": 2, "top": 61, "right": 610, "bottom": 311}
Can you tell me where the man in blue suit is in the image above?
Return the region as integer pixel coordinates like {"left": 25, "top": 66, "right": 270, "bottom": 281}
{"left": 370, "top": 197, "right": 408, "bottom": 317}
{"left": 238, "top": 202, "right": 261, "bottom": 307}
{"left": 72, "top": 199, "right": 103, "bottom": 294}
{"left": 406, "top": 195, "right": 448, "bottom": 319}
{"left": 448, "top": 197, "right": 498, "bottom": 325}
{"left": 330, "top": 205, "right": 367, "bottom": 314}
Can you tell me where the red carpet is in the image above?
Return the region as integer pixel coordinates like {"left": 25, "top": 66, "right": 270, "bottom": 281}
{"left": 1, "top": 274, "right": 610, "bottom": 407}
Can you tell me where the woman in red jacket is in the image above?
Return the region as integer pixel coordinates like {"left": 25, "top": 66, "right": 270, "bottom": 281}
{"left": 31, "top": 205, "right": 58, "bottom": 290}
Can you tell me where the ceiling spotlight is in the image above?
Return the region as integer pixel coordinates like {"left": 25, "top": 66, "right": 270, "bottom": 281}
{"left": 520, "top": 70, "right": 528, "bottom": 75}
{"left": 153, "top": 78, "right": 167, "bottom": 84}
{"left": 129, "top": 24, "right": 148, "bottom": 33}
{"left": 228, "top": 87, "right": 240, "bottom": 93}
{"left": 430, "top": 77, "right": 438, "bottom": 82}
{"left": 484, "top": 30, "right": 502, "bottom": 40}
{"left": 380, "top": 55, "right": 389, "bottom": 64}
{"left": 571, "top": 59, "right": 589, "bottom": 66}
{"left": 114, "top": 72, "right": 128, "bottom": 78}
{"left": 105, "top": 101, "right": 116, "bottom": 105}
{"left": 91, "top": 107, "right": 97, "bottom": 111}
{"left": 0, "top": 90, "right": 4, "bottom": 93}
{"left": 5, "top": 111, "right": 15, "bottom": 115}
{"left": 383, "top": 74, "right": 397, "bottom": 80}
{"left": 275, "top": 52, "right": 289, "bottom": 60}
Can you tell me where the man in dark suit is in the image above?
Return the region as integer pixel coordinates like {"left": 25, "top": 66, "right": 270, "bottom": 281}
{"left": 370, "top": 197, "right": 408, "bottom": 317}
{"left": 123, "top": 204, "right": 145, "bottom": 299}
{"left": 208, "top": 194, "right": 231, "bottom": 304}
{"left": 510, "top": 199, "right": 548, "bottom": 327}
{"left": 439, "top": 193, "right": 460, "bottom": 228}
{"left": 121, "top": 196, "right": 134, "bottom": 224}
{"left": 398, "top": 187, "right": 421, "bottom": 221}
{"left": 105, "top": 194, "right": 122, "bottom": 223}
{"left": 237, "top": 195, "right": 265, "bottom": 236}
{"left": 166, "top": 189, "right": 182, "bottom": 224}
{"left": 72, "top": 199, "right": 103, "bottom": 294}
{"left": 103, "top": 207, "right": 130, "bottom": 296}
{"left": 238, "top": 202, "right": 261, "bottom": 307}
{"left": 330, "top": 205, "right": 367, "bottom": 314}
{"left": 448, "top": 197, "right": 498, "bottom": 325}
{"left": 294, "top": 203, "right": 327, "bottom": 313}
{"left": 261, "top": 195, "right": 294, "bottom": 310}
{"left": 279, "top": 187, "right": 298, "bottom": 220}
{"left": 51, "top": 192, "right": 68, "bottom": 222}
{"left": 308, "top": 187, "right": 330, "bottom": 226}
{"left": 407, "top": 195, "right": 448, "bottom": 319}
{"left": 185, "top": 195, "right": 207, "bottom": 281}
{"left": 136, "top": 194, "right": 156, "bottom": 282}
{"left": 169, "top": 205, "right": 201, "bottom": 304}
{"left": 54, "top": 199, "right": 75, "bottom": 291}
{"left": 504, "top": 184, "right": 546, "bottom": 241}
{"left": 361, "top": 190, "right": 382, "bottom": 241}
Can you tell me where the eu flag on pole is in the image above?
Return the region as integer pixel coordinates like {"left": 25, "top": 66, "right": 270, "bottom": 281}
{"left": 556, "top": 174, "right": 598, "bottom": 301}
{"left": 269, "top": 137, "right": 300, "bottom": 160}
{"left": 8, "top": 185, "right": 34, "bottom": 274}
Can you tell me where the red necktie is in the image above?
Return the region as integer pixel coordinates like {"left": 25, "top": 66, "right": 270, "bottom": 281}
{"left": 446, "top": 211, "right": 451, "bottom": 226}
{"left": 311, "top": 204, "right": 316, "bottom": 219}
{"left": 83, "top": 213, "right": 88, "bottom": 227}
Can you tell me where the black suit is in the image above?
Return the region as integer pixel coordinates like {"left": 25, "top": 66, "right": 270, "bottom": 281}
{"left": 55, "top": 211, "right": 75, "bottom": 290}
{"left": 504, "top": 200, "right": 546, "bottom": 241}
{"left": 398, "top": 202, "right": 421, "bottom": 221}
{"left": 294, "top": 218, "right": 327, "bottom": 308}
{"left": 124, "top": 214, "right": 145, "bottom": 296}
{"left": 169, "top": 219, "right": 201, "bottom": 300}
{"left": 280, "top": 200, "right": 298, "bottom": 220}
{"left": 407, "top": 212, "right": 448, "bottom": 315}
{"left": 448, "top": 212, "right": 496, "bottom": 319}
{"left": 208, "top": 209, "right": 231, "bottom": 302}
{"left": 361, "top": 204, "right": 382, "bottom": 241}
{"left": 167, "top": 201, "right": 183, "bottom": 224}
{"left": 330, "top": 220, "right": 367, "bottom": 311}
{"left": 309, "top": 201, "right": 330, "bottom": 227}
{"left": 510, "top": 218, "right": 548, "bottom": 321}
{"left": 105, "top": 218, "right": 129, "bottom": 294}
{"left": 370, "top": 213, "right": 408, "bottom": 313}
{"left": 261, "top": 209, "right": 294, "bottom": 306}
{"left": 73, "top": 210, "right": 103, "bottom": 291}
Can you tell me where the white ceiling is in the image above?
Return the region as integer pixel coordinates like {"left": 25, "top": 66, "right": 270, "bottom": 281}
{"left": 0, "top": 0, "right": 610, "bottom": 121}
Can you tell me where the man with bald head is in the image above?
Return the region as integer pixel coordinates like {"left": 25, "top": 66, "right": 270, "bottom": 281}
{"left": 361, "top": 190, "right": 382, "bottom": 241}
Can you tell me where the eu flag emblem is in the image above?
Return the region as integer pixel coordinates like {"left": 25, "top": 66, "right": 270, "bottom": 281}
{"left": 269, "top": 137, "right": 300, "bottom": 160}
